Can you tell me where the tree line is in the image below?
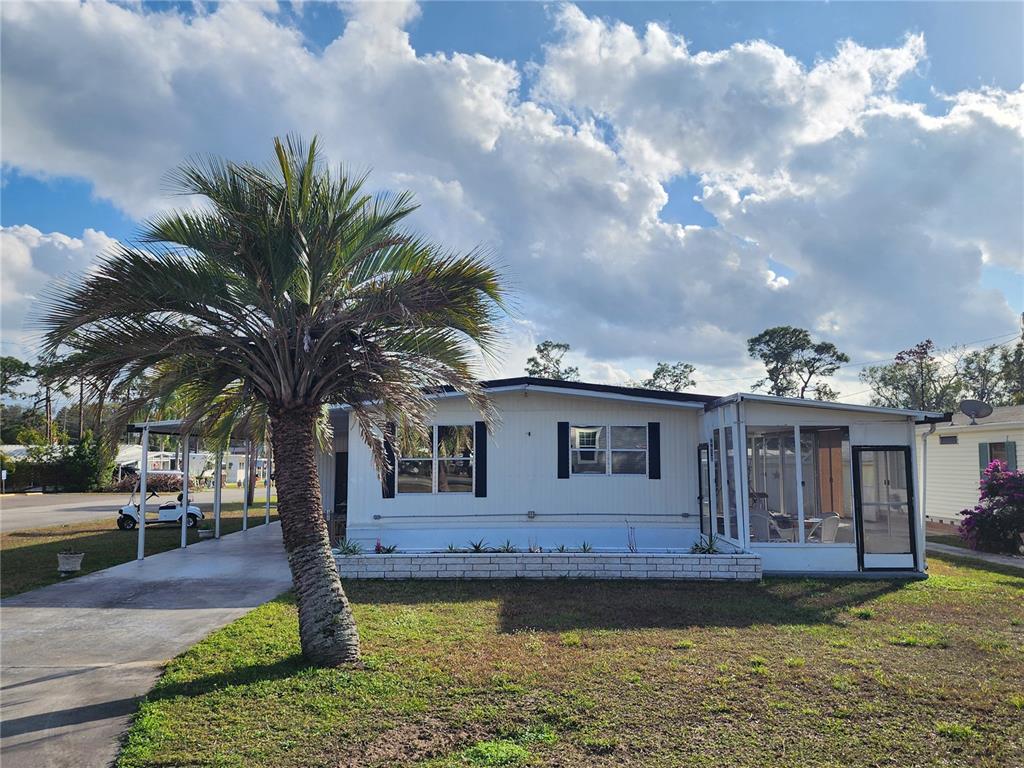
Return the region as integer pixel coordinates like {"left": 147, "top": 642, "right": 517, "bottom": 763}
{"left": 525, "top": 325, "right": 1024, "bottom": 411}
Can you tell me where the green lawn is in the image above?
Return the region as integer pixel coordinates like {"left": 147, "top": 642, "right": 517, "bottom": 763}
{"left": 0, "top": 501, "right": 277, "bottom": 597}
{"left": 927, "top": 533, "right": 968, "bottom": 549}
{"left": 119, "top": 555, "right": 1023, "bottom": 768}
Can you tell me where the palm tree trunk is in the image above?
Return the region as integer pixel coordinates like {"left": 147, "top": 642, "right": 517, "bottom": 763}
{"left": 269, "top": 404, "right": 360, "bottom": 666}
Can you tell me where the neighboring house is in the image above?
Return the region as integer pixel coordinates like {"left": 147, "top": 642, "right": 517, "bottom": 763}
{"left": 917, "top": 405, "right": 1023, "bottom": 525}
{"left": 320, "top": 377, "right": 940, "bottom": 576}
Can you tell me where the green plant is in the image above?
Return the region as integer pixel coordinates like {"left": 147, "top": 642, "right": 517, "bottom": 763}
{"left": 935, "top": 721, "right": 978, "bottom": 741}
{"left": 555, "top": 544, "right": 568, "bottom": 553}
{"left": 579, "top": 541, "right": 592, "bottom": 553}
{"left": 39, "top": 135, "right": 507, "bottom": 667}
{"left": 334, "top": 538, "right": 363, "bottom": 556}
{"left": 461, "top": 739, "right": 529, "bottom": 766}
{"left": 468, "top": 539, "right": 491, "bottom": 553}
{"left": 497, "top": 539, "right": 518, "bottom": 553}
{"left": 690, "top": 533, "right": 721, "bottom": 554}
{"left": 446, "top": 543, "right": 466, "bottom": 553}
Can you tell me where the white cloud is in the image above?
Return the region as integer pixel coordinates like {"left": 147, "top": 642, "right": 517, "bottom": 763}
{"left": 0, "top": 225, "right": 119, "bottom": 357}
{"left": 1, "top": 1, "right": 1020, "bottom": 401}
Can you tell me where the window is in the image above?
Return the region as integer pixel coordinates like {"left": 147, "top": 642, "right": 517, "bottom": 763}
{"left": 397, "top": 425, "right": 473, "bottom": 494}
{"left": 746, "top": 426, "right": 854, "bottom": 545}
{"left": 713, "top": 430, "right": 725, "bottom": 535}
{"left": 938, "top": 435, "right": 958, "bottom": 445}
{"left": 570, "top": 425, "right": 647, "bottom": 475}
{"left": 437, "top": 425, "right": 474, "bottom": 493}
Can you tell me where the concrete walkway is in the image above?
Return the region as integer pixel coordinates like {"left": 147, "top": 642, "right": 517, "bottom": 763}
{"left": 0, "top": 522, "right": 292, "bottom": 768}
{"left": 927, "top": 541, "right": 1024, "bottom": 571}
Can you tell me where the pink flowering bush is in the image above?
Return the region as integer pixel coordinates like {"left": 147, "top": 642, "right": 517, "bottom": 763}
{"left": 959, "top": 460, "right": 1024, "bottom": 553}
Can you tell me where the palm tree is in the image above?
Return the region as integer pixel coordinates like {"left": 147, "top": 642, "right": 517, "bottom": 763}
{"left": 41, "top": 137, "right": 507, "bottom": 666}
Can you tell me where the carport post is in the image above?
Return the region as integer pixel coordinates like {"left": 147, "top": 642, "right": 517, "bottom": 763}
{"left": 137, "top": 426, "right": 150, "bottom": 561}
{"left": 180, "top": 433, "right": 191, "bottom": 549}
{"left": 241, "top": 440, "right": 251, "bottom": 531}
{"left": 264, "top": 441, "right": 272, "bottom": 526}
{"left": 214, "top": 449, "right": 223, "bottom": 539}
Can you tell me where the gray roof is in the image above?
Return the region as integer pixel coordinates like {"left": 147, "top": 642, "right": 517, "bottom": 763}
{"left": 949, "top": 404, "right": 1024, "bottom": 427}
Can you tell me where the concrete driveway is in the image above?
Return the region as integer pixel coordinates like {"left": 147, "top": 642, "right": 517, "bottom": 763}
{"left": 0, "top": 521, "right": 292, "bottom": 768}
{"left": 0, "top": 488, "right": 247, "bottom": 533}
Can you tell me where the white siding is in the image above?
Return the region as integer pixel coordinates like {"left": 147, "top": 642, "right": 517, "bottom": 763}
{"left": 918, "top": 423, "right": 1023, "bottom": 523}
{"left": 344, "top": 391, "right": 702, "bottom": 552}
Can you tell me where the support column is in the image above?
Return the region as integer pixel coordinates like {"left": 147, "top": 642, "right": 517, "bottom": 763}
{"left": 180, "top": 433, "right": 190, "bottom": 549}
{"left": 241, "top": 439, "right": 251, "bottom": 531}
{"left": 264, "top": 441, "right": 272, "bottom": 526}
{"left": 137, "top": 426, "right": 149, "bottom": 561}
{"left": 214, "top": 448, "right": 223, "bottom": 539}
{"left": 794, "top": 425, "right": 805, "bottom": 544}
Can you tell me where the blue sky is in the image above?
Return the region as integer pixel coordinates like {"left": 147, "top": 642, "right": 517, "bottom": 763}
{"left": 5, "top": 2, "right": 1021, "bottom": 245}
{"left": 2, "top": 1, "right": 1021, "bottom": 395}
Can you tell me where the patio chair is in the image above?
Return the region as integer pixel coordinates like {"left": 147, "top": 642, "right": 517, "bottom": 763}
{"left": 806, "top": 512, "right": 841, "bottom": 543}
{"left": 769, "top": 517, "right": 797, "bottom": 542}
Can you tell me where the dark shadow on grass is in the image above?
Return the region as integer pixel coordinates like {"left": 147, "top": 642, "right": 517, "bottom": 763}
{"left": 143, "top": 654, "right": 309, "bottom": 703}
{"left": 340, "top": 577, "right": 909, "bottom": 632}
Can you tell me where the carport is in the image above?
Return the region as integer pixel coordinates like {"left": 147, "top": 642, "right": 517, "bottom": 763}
{"left": 126, "top": 420, "right": 272, "bottom": 560}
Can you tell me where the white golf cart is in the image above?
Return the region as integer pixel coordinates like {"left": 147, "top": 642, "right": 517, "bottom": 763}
{"left": 116, "top": 473, "right": 203, "bottom": 530}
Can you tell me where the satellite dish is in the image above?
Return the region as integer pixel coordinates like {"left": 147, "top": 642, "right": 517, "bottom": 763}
{"left": 959, "top": 399, "right": 993, "bottom": 425}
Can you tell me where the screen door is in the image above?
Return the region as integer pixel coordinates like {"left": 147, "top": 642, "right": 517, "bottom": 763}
{"left": 853, "top": 446, "right": 917, "bottom": 570}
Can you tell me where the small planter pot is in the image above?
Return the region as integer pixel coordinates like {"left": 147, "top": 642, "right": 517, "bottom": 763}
{"left": 57, "top": 551, "right": 85, "bottom": 576}
{"left": 197, "top": 529, "right": 215, "bottom": 540}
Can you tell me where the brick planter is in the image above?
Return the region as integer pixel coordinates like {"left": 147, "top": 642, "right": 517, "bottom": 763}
{"left": 335, "top": 552, "right": 762, "bottom": 581}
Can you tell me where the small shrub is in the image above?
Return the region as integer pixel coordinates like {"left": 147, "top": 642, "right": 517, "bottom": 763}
{"left": 334, "top": 538, "right": 363, "bottom": 556}
{"left": 935, "top": 721, "right": 978, "bottom": 741}
{"left": 374, "top": 540, "right": 398, "bottom": 554}
{"left": 853, "top": 608, "right": 874, "bottom": 620}
{"left": 690, "top": 533, "right": 721, "bottom": 554}
{"left": 959, "top": 460, "right": 1024, "bottom": 553}
{"left": 446, "top": 543, "right": 466, "bottom": 553}
{"left": 468, "top": 539, "right": 491, "bottom": 553}
{"left": 578, "top": 541, "right": 592, "bottom": 553}
{"left": 560, "top": 631, "right": 582, "bottom": 647}
{"left": 497, "top": 539, "right": 519, "bottom": 553}
{"left": 556, "top": 544, "right": 568, "bottom": 553}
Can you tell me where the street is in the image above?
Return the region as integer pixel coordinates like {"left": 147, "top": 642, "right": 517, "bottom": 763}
{"left": 0, "top": 487, "right": 248, "bottom": 533}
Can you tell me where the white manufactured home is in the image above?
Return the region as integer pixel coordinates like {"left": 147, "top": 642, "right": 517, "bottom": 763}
{"left": 917, "top": 405, "right": 1022, "bottom": 525}
{"left": 319, "top": 378, "right": 939, "bottom": 576}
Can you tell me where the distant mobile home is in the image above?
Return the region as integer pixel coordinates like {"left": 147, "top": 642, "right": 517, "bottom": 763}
{"left": 917, "top": 405, "right": 1022, "bottom": 525}
{"left": 320, "top": 377, "right": 940, "bottom": 576}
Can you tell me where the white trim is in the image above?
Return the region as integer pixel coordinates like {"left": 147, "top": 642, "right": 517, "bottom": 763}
{"left": 713, "top": 393, "right": 942, "bottom": 419}
{"left": 334, "top": 384, "right": 708, "bottom": 411}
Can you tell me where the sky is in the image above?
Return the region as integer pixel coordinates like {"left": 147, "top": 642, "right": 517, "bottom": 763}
{"left": 2, "top": 0, "right": 1022, "bottom": 403}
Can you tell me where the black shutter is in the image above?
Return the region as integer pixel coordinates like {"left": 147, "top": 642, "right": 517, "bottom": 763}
{"left": 648, "top": 422, "right": 661, "bottom": 479}
{"left": 557, "top": 421, "right": 570, "bottom": 479}
{"left": 474, "top": 421, "right": 487, "bottom": 497}
{"left": 382, "top": 422, "right": 396, "bottom": 498}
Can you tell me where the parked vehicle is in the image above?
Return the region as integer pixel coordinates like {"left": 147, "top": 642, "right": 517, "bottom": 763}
{"left": 116, "top": 479, "right": 203, "bottom": 530}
